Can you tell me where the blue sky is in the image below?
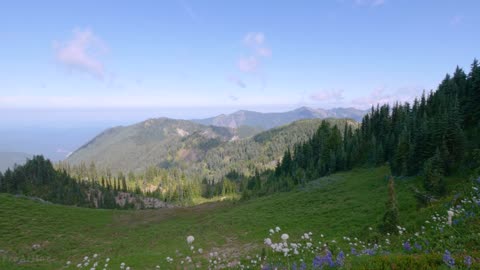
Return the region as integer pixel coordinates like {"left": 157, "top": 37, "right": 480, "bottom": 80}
{"left": 0, "top": 0, "right": 479, "bottom": 124}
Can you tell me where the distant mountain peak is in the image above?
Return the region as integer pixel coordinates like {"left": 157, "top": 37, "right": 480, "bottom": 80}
{"left": 192, "top": 106, "right": 366, "bottom": 130}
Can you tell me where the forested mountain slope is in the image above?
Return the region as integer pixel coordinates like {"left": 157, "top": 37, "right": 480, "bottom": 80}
{"left": 66, "top": 118, "right": 358, "bottom": 180}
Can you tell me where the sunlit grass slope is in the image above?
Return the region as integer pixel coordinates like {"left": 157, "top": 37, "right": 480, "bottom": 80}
{"left": 0, "top": 166, "right": 423, "bottom": 269}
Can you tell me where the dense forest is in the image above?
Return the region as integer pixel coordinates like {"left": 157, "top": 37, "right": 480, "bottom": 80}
{"left": 244, "top": 59, "right": 480, "bottom": 198}
{"left": 0, "top": 156, "right": 147, "bottom": 209}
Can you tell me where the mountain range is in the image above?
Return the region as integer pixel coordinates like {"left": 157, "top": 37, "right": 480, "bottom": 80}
{"left": 192, "top": 106, "right": 366, "bottom": 129}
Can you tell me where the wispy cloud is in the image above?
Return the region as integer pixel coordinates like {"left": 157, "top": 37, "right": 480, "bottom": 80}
{"left": 353, "top": 0, "right": 385, "bottom": 7}
{"left": 243, "top": 32, "right": 272, "bottom": 57}
{"left": 53, "top": 28, "right": 108, "bottom": 79}
{"left": 237, "top": 32, "right": 272, "bottom": 73}
{"left": 351, "top": 86, "right": 422, "bottom": 108}
{"left": 228, "top": 76, "right": 246, "bottom": 88}
{"left": 310, "top": 89, "right": 345, "bottom": 102}
{"left": 449, "top": 15, "right": 463, "bottom": 26}
{"left": 238, "top": 56, "right": 259, "bottom": 73}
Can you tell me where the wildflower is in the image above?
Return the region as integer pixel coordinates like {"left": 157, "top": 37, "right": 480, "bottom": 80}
{"left": 187, "top": 235, "right": 195, "bottom": 244}
{"left": 313, "top": 250, "right": 335, "bottom": 268}
{"left": 464, "top": 255, "right": 472, "bottom": 268}
{"left": 264, "top": 238, "right": 272, "bottom": 245}
{"left": 106, "top": 258, "right": 110, "bottom": 262}
{"left": 281, "top": 234, "right": 289, "bottom": 241}
{"left": 275, "top": 226, "right": 281, "bottom": 232}
{"left": 447, "top": 210, "right": 454, "bottom": 226}
{"left": 66, "top": 261, "right": 71, "bottom": 265}
{"left": 443, "top": 250, "right": 455, "bottom": 268}
{"left": 336, "top": 251, "right": 345, "bottom": 266}
{"left": 403, "top": 241, "right": 411, "bottom": 252}
{"left": 269, "top": 229, "right": 274, "bottom": 234}
{"left": 198, "top": 248, "right": 203, "bottom": 254}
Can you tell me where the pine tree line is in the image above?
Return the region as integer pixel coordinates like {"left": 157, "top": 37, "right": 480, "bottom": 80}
{"left": 0, "top": 156, "right": 144, "bottom": 209}
{"left": 246, "top": 59, "right": 480, "bottom": 197}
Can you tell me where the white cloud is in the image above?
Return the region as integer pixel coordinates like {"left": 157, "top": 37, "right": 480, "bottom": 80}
{"left": 243, "top": 32, "right": 272, "bottom": 57}
{"left": 238, "top": 56, "right": 259, "bottom": 73}
{"left": 53, "top": 28, "right": 108, "bottom": 79}
{"left": 237, "top": 32, "right": 272, "bottom": 73}
{"left": 310, "top": 89, "right": 345, "bottom": 102}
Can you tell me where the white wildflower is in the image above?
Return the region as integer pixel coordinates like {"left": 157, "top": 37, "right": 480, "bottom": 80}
{"left": 264, "top": 238, "right": 272, "bottom": 245}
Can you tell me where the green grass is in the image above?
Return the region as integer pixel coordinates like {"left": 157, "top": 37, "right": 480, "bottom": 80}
{"left": 0, "top": 166, "right": 447, "bottom": 269}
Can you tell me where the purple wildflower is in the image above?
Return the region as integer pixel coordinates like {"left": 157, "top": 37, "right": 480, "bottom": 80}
{"left": 300, "top": 262, "right": 307, "bottom": 270}
{"left": 313, "top": 250, "right": 335, "bottom": 268}
{"left": 464, "top": 256, "right": 472, "bottom": 268}
{"left": 336, "top": 251, "right": 345, "bottom": 266}
{"left": 443, "top": 250, "right": 455, "bottom": 268}
{"left": 403, "top": 241, "right": 411, "bottom": 252}
{"left": 414, "top": 242, "right": 422, "bottom": 251}
{"left": 350, "top": 247, "right": 357, "bottom": 255}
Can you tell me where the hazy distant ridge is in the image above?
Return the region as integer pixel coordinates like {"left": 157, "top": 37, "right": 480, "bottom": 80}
{"left": 192, "top": 106, "right": 366, "bottom": 129}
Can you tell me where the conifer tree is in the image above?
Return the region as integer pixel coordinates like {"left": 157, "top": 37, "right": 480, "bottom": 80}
{"left": 382, "top": 177, "right": 399, "bottom": 234}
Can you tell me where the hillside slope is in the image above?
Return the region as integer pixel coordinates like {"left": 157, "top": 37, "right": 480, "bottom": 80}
{"left": 0, "top": 166, "right": 412, "bottom": 269}
{"left": 66, "top": 118, "right": 358, "bottom": 178}
{"left": 66, "top": 118, "right": 237, "bottom": 174}
{"left": 3, "top": 166, "right": 476, "bottom": 269}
